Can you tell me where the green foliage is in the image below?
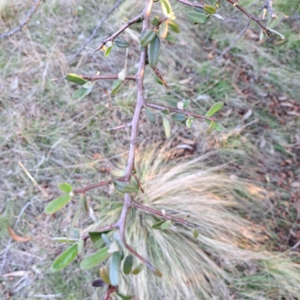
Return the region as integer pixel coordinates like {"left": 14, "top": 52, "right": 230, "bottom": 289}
{"left": 44, "top": 194, "right": 73, "bottom": 214}
{"left": 80, "top": 247, "right": 110, "bottom": 270}
{"left": 51, "top": 244, "right": 78, "bottom": 272}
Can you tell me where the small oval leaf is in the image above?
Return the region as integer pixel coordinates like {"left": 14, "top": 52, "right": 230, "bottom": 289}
{"left": 65, "top": 73, "right": 87, "bottom": 85}
{"left": 162, "top": 116, "right": 171, "bottom": 138}
{"left": 160, "top": 220, "right": 172, "bottom": 230}
{"left": 123, "top": 254, "right": 134, "bottom": 275}
{"left": 80, "top": 247, "right": 110, "bottom": 270}
{"left": 109, "top": 252, "right": 122, "bottom": 286}
{"left": 145, "top": 107, "right": 156, "bottom": 124}
{"left": 58, "top": 182, "right": 72, "bottom": 194}
{"left": 100, "top": 266, "right": 111, "bottom": 285}
{"left": 205, "top": 101, "right": 224, "bottom": 117}
{"left": 114, "top": 38, "right": 130, "bottom": 48}
{"left": 131, "top": 263, "right": 144, "bottom": 275}
{"left": 152, "top": 220, "right": 165, "bottom": 229}
{"left": 159, "top": 20, "right": 169, "bottom": 39}
{"left": 204, "top": 4, "right": 216, "bottom": 14}
{"left": 44, "top": 195, "right": 72, "bottom": 214}
{"left": 171, "top": 113, "right": 186, "bottom": 122}
{"left": 168, "top": 20, "right": 180, "bottom": 33}
{"left": 148, "top": 35, "right": 160, "bottom": 68}
{"left": 51, "top": 244, "right": 78, "bottom": 272}
{"left": 114, "top": 181, "right": 136, "bottom": 194}
{"left": 111, "top": 79, "right": 123, "bottom": 95}
{"left": 193, "top": 228, "right": 199, "bottom": 238}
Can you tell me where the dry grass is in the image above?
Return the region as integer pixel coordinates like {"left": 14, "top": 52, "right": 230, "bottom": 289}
{"left": 0, "top": 0, "right": 299, "bottom": 299}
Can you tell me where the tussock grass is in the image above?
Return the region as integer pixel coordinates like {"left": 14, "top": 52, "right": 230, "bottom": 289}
{"left": 88, "top": 145, "right": 300, "bottom": 299}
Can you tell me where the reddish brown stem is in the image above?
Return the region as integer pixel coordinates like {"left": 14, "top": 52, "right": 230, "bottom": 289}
{"left": 73, "top": 177, "right": 125, "bottom": 195}
{"left": 145, "top": 102, "right": 217, "bottom": 122}
{"left": 132, "top": 201, "right": 197, "bottom": 228}
{"left": 93, "top": 13, "right": 144, "bottom": 54}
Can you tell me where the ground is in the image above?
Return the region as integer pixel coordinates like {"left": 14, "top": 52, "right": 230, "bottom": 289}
{"left": 0, "top": 0, "right": 299, "bottom": 299}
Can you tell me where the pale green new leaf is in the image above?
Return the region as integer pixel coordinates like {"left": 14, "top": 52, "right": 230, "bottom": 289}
{"left": 110, "top": 251, "right": 122, "bottom": 286}
{"left": 162, "top": 116, "right": 171, "bottom": 138}
{"left": 58, "top": 182, "right": 72, "bottom": 194}
{"left": 80, "top": 247, "right": 110, "bottom": 270}
{"left": 205, "top": 101, "right": 224, "bottom": 117}
{"left": 44, "top": 195, "right": 72, "bottom": 214}
{"left": 51, "top": 244, "right": 78, "bottom": 272}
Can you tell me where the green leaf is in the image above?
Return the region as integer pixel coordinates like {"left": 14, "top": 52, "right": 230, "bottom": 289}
{"left": 162, "top": 116, "right": 171, "bottom": 138}
{"left": 114, "top": 181, "right": 136, "bottom": 194}
{"left": 152, "top": 16, "right": 160, "bottom": 26}
{"left": 268, "top": 12, "right": 284, "bottom": 29}
{"left": 109, "top": 251, "right": 121, "bottom": 286}
{"left": 268, "top": 28, "right": 285, "bottom": 39}
{"left": 186, "top": 116, "right": 193, "bottom": 128}
{"left": 139, "top": 30, "right": 157, "bottom": 47}
{"left": 159, "top": 20, "right": 169, "bottom": 39}
{"left": 65, "top": 73, "right": 87, "bottom": 85}
{"left": 214, "top": 122, "right": 223, "bottom": 132}
{"left": 171, "top": 113, "right": 186, "bottom": 122}
{"left": 44, "top": 195, "right": 72, "bottom": 214}
{"left": 148, "top": 35, "right": 160, "bottom": 68}
{"left": 123, "top": 254, "right": 134, "bottom": 275}
{"left": 89, "top": 231, "right": 112, "bottom": 243}
{"left": 160, "top": 0, "right": 172, "bottom": 16}
{"left": 51, "top": 244, "right": 78, "bottom": 272}
{"left": 58, "top": 182, "right": 72, "bottom": 194}
{"left": 168, "top": 20, "right": 180, "bottom": 33}
{"left": 193, "top": 228, "right": 199, "bottom": 238}
{"left": 187, "top": 12, "right": 209, "bottom": 24}
{"left": 204, "top": 4, "right": 216, "bottom": 14}
{"left": 51, "top": 237, "right": 78, "bottom": 244}
{"left": 100, "top": 266, "right": 111, "bottom": 285}
{"left": 131, "top": 263, "right": 144, "bottom": 275}
{"left": 206, "top": 120, "right": 223, "bottom": 134}
{"left": 152, "top": 220, "right": 166, "bottom": 229}
{"left": 114, "top": 38, "right": 130, "bottom": 48}
{"left": 72, "top": 87, "right": 88, "bottom": 100}
{"left": 117, "top": 293, "right": 132, "bottom": 300}
{"left": 78, "top": 239, "right": 84, "bottom": 254}
{"left": 145, "top": 107, "right": 156, "bottom": 124}
{"left": 105, "top": 46, "right": 113, "bottom": 57}
{"left": 160, "top": 220, "right": 172, "bottom": 230}
{"left": 165, "top": 32, "right": 177, "bottom": 43}
{"left": 205, "top": 101, "right": 224, "bottom": 117}
{"left": 152, "top": 268, "right": 163, "bottom": 277}
{"left": 102, "top": 234, "right": 112, "bottom": 247}
{"left": 111, "top": 79, "right": 123, "bottom": 95}
{"left": 183, "top": 100, "right": 190, "bottom": 109}
{"left": 80, "top": 247, "right": 110, "bottom": 270}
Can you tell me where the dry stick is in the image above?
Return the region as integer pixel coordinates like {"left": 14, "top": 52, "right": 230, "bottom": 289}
{"left": 73, "top": 177, "right": 125, "bottom": 195}
{"left": 176, "top": 0, "right": 204, "bottom": 9}
{"left": 81, "top": 74, "right": 136, "bottom": 82}
{"left": 0, "top": 0, "right": 41, "bottom": 39}
{"left": 215, "top": 21, "right": 250, "bottom": 61}
{"left": 132, "top": 201, "right": 198, "bottom": 228}
{"left": 68, "top": 0, "right": 125, "bottom": 64}
{"left": 145, "top": 102, "right": 217, "bottom": 122}
{"left": 92, "top": 12, "right": 144, "bottom": 55}
{"left": 226, "top": 0, "right": 271, "bottom": 35}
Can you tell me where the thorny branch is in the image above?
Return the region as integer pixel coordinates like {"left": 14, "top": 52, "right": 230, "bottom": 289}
{"left": 145, "top": 102, "right": 217, "bottom": 122}
{"left": 0, "top": 0, "right": 41, "bottom": 39}
{"left": 53, "top": 0, "right": 279, "bottom": 274}
{"left": 92, "top": 13, "right": 144, "bottom": 55}
{"left": 226, "top": 0, "right": 271, "bottom": 35}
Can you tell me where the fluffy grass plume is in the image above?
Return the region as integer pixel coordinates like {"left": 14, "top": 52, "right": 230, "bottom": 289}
{"left": 90, "top": 145, "right": 300, "bottom": 299}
